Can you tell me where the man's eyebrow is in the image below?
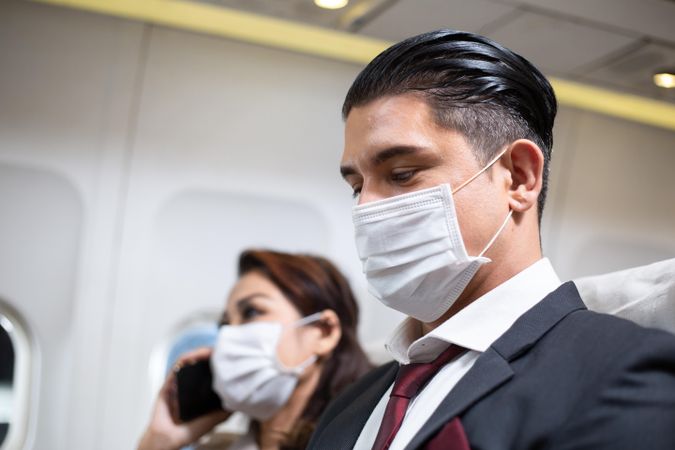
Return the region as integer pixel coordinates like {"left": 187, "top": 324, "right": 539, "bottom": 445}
{"left": 372, "top": 146, "right": 422, "bottom": 166}
{"left": 340, "top": 146, "right": 426, "bottom": 180}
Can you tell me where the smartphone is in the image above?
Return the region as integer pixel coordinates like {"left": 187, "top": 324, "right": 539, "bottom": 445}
{"left": 174, "top": 359, "right": 225, "bottom": 422}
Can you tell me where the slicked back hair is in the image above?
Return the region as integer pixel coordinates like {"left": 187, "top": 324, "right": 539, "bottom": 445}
{"left": 342, "top": 30, "right": 557, "bottom": 223}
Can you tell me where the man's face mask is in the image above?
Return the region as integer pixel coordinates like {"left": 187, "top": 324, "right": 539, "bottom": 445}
{"left": 352, "top": 148, "right": 512, "bottom": 323}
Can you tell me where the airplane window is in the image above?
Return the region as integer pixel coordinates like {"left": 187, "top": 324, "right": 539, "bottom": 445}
{"left": 0, "top": 302, "right": 32, "bottom": 450}
{"left": 150, "top": 312, "right": 248, "bottom": 449}
{"left": 0, "top": 317, "right": 13, "bottom": 445}
{"left": 165, "top": 322, "right": 218, "bottom": 375}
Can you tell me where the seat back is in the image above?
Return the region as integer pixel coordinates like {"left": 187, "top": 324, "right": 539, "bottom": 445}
{"left": 574, "top": 258, "right": 675, "bottom": 334}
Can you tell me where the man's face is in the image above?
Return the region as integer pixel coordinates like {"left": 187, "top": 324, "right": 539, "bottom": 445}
{"left": 340, "top": 93, "right": 510, "bottom": 258}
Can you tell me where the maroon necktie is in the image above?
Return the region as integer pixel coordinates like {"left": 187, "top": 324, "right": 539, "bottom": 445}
{"left": 371, "top": 344, "right": 467, "bottom": 450}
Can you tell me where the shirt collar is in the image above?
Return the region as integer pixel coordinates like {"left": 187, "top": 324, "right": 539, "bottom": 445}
{"left": 385, "top": 258, "right": 562, "bottom": 364}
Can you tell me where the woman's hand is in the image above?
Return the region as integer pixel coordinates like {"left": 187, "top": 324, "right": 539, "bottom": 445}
{"left": 137, "top": 348, "right": 231, "bottom": 450}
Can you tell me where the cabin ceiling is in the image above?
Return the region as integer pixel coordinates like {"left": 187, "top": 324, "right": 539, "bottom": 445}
{"left": 188, "top": 0, "right": 675, "bottom": 104}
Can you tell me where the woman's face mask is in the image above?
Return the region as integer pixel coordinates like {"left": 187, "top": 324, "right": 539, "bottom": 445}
{"left": 212, "top": 272, "right": 324, "bottom": 420}
{"left": 210, "top": 313, "right": 322, "bottom": 421}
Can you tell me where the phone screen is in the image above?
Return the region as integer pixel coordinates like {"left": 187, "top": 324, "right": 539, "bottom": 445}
{"left": 174, "top": 359, "right": 225, "bottom": 422}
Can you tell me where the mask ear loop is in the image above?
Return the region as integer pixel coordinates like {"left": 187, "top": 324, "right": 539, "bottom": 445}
{"left": 277, "top": 311, "right": 325, "bottom": 375}
{"left": 478, "top": 209, "right": 513, "bottom": 257}
{"left": 285, "top": 354, "right": 318, "bottom": 375}
{"left": 452, "top": 146, "right": 509, "bottom": 195}
{"left": 448, "top": 146, "right": 512, "bottom": 258}
{"left": 292, "top": 311, "right": 324, "bottom": 328}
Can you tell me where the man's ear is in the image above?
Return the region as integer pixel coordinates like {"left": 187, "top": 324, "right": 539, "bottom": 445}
{"left": 313, "top": 309, "right": 342, "bottom": 357}
{"left": 503, "top": 139, "right": 544, "bottom": 213}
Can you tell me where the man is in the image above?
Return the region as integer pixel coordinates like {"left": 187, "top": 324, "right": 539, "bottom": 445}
{"left": 308, "top": 30, "right": 675, "bottom": 449}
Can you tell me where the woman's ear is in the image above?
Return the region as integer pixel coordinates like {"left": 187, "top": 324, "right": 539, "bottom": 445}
{"left": 503, "top": 139, "right": 544, "bottom": 213}
{"left": 313, "top": 309, "right": 342, "bottom": 357}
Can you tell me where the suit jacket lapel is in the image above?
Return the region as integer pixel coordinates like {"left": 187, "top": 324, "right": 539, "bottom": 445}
{"left": 404, "top": 348, "right": 513, "bottom": 450}
{"left": 315, "top": 361, "right": 398, "bottom": 449}
{"left": 405, "top": 281, "right": 587, "bottom": 450}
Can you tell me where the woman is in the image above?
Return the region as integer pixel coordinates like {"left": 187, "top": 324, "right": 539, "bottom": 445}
{"left": 138, "top": 249, "right": 372, "bottom": 450}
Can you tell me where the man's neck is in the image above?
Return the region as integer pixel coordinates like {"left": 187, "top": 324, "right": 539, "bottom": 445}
{"left": 421, "top": 254, "right": 543, "bottom": 335}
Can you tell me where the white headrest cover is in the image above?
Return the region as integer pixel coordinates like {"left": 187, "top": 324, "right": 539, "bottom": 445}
{"left": 574, "top": 258, "right": 675, "bottom": 334}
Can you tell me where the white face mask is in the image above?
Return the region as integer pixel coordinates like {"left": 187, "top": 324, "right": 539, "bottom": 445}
{"left": 352, "top": 149, "right": 512, "bottom": 323}
{"left": 210, "top": 312, "right": 322, "bottom": 420}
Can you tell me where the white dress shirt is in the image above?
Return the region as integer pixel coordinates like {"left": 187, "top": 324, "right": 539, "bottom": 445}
{"left": 353, "top": 258, "right": 561, "bottom": 450}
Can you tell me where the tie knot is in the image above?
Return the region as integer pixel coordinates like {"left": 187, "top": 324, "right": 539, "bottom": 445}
{"left": 391, "top": 344, "right": 466, "bottom": 399}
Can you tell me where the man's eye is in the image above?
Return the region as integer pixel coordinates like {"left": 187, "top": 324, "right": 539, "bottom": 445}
{"left": 351, "top": 186, "right": 362, "bottom": 199}
{"left": 391, "top": 170, "right": 416, "bottom": 183}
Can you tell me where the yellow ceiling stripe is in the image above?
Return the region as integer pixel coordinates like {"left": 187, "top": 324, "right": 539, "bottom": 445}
{"left": 34, "top": 0, "right": 390, "bottom": 64}
{"left": 550, "top": 78, "right": 675, "bottom": 131}
{"left": 32, "top": 0, "right": 675, "bottom": 132}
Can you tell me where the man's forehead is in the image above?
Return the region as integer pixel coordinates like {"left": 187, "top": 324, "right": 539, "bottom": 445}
{"left": 342, "top": 94, "right": 440, "bottom": 162}
{"left": 345, "top": 94, "right": 433, "bottom": 130}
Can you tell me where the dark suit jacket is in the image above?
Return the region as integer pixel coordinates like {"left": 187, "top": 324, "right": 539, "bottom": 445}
{"left": 308, "top": 282, "right": 675, "bottom": 449}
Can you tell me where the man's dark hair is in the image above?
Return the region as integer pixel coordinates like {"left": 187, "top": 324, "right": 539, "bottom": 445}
{"left": 342, "top": 29, "right": 557, "bottom": 223}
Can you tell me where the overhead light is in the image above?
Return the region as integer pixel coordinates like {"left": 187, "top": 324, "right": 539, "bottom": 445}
{"left": 314, "top": 0, "right": 349, "bottom": 10}
{"left": 653, "top": 70, "right": 675, "bottom": 89}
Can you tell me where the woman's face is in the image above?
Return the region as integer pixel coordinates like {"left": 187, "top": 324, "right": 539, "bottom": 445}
{"left": 221, "top": 271, "right": 324, "bottom": 368}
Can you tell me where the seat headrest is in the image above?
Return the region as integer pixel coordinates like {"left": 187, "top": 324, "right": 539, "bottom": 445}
{"left": 574, "top": 258, "right": 675, "bottom": 334}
